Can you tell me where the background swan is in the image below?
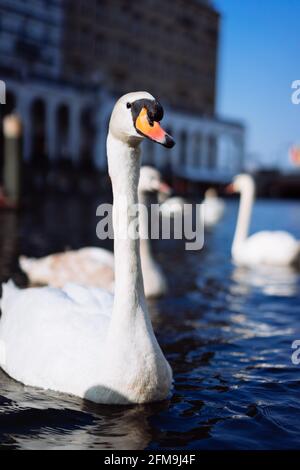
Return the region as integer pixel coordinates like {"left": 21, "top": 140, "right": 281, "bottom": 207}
{"left": 160, "top": 196, "right": 186, "bottom": 218}
{"left": 229, "top": 174, "right": 300, "bottom": 267}
{"left": 160, "top": 188, "right": 225, "bottom": 228}
{"left": 19, "top": 166, "right": 169, "bottom": 298}
{"left": 138, "top": 167, "right": 170, "bottom": 297}
{"left": 0, "top": 91, "right": 175, "bottom": 404}
{"left": 203, "top": 188, "right": 225, "bottom": 228}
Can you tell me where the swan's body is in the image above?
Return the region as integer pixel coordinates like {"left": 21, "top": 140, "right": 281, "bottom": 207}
{"left": 19, "top": 167, "right": 168, "bottom": 298}
{"left": 230, "top": 174, "right": 300, "bottom": 267}
{"left": 0, "top": 92, "right": 175, "bottom": 404}
{"left": 0, "top": 281, "right": 112, "bottom": 398}
{"left": 160, "top": 189, "right": 225, "bottom": 227}
{"left": 160, "top": 196, "right": 186, "bottom": 218}
{"left": 20, "top": 247, "right": 115, "bottom": 291}
{"left": 204, "top": 188, "right": 225, "bottom": 228}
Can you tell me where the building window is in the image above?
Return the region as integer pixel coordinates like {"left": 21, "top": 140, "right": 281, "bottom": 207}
{"left": 179, "top": 130, "right": 187, "bottom": 168}
{"left": 207, "top": 135, "right": 217, "bottom": 170}
{"left": 193, "top": 134, "right": 201, "bottom": 168}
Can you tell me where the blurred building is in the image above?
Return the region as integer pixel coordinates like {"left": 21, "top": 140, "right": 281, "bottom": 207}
{"left": 64, "top": 0, "right": 217, "bottom": 116}
{"left": 0, "top": 0, "right": 97, "bottom": 168}
{"left": 0, "top": 0, "right": 244, "bottom": 183}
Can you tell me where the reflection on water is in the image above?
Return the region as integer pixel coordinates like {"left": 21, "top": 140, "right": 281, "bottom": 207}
{"left": 0, "top": 368, "right": 166, "bottom": 450}
{"left": 0, "top": 197, "right": 300, "bottom": 449}
{"left": 231, "top": 265, "right": 299, "bottom": 297}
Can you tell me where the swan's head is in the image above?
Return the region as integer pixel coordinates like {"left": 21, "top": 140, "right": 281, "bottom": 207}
{"left": 109, "top": 92, "right": 175, "bottom": 148}
{"left": 139, "top": 166, "right": 171, "bottom": 195}
{"left": 19, "top": 256, "right": 52, "bottom": 285}
{"left": 229, "top": 173, "right": 255, "bottom": 195}
{"left": 205, "top": 188, "right": 218, "bottom": 199}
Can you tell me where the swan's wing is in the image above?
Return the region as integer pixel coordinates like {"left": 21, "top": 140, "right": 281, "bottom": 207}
{"left": 0, "top": 282, "right": 112, "bottom": 395}
{"left": 77, "top": 247, "right": 114, "bottom": 267}
{"left": 19, "top": 247, "right": 115, "bottom": 289}
{"left": 243, "top": 231, "right": 299, "bottom": 266}
{"left": 62, "top": 283, "right": 113, "bottom": 316}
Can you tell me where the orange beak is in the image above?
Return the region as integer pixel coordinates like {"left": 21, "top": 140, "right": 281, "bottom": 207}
{"left": 159, "top": 181, "right": 172, "bottom": 196}
{"left": 225, "top": 183, "right": 235, "bottom": 194}
{"left": 135, "top": 108, "right": 175, "bottom": 148}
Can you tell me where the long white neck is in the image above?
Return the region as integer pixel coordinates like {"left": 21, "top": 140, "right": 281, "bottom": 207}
{"left": 232, "top": 182, "right": 255, "bottom": 256}
{"left": 107, "top": 133, "right": 152, "bottom": 334}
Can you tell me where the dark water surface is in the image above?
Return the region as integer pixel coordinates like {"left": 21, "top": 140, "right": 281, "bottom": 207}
{"left": 0, "top": 196, "right": 299, "bottom": 450}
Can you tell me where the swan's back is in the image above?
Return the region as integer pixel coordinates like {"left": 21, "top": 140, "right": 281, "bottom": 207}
{"left": 235, "top": 231, "right": 299, "bottom": 266}
{"left": 204, "top": 197, "right": 225, "bottom": 227}
{"left": 0, "top": 282, "right": 112, "bottom": 397}
{"left": 20, "top": 247, "right": 115, "bottom": 290}
{"left": 160, "top": 197, "right": 185, "bottom": 217}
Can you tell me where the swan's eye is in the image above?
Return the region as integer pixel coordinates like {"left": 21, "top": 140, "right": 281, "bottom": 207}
{"left": 126, "top": 102, "right": 131, "bottom": 109}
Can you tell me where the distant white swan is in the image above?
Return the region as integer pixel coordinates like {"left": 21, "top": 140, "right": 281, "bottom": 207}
{"left": 229, "top": 174, "right": 300, "bottom": 267}
{"left": 203, "top": 188, "right": 225, "bottom": 228}
{"left": 160, "top": 189, "right": 225, "bottom": 228}
{"left": 19, "top": 166, "right": 169, "bottom": 298}
{"left": 0, "top": 91, "right": 175, "bottom": 404}
{"left": 160, "top": 196, "right": 186, "bottom": 218}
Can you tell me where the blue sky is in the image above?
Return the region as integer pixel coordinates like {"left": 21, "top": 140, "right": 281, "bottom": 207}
{"left": 214, "top": 0, "right": 300, "bottom": 169}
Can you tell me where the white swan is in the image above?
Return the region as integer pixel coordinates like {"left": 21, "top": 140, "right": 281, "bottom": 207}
{"left": 0, "top": 91, "right": 175, "bottom": 404}
{"left": 19, "top": 166, "right": 169, "bottom": 298}
{"left": 160, "top": 188, "right": 225, "bottom": 228}
{"left": 203, "top": 188, "right": 225, "bottom": 228}
{"left": 229, "top": 174, "right": 300, "bottom": 267}
{"left": 160, "top": 196, "right": 186, "bottom": 218}
{"left": 138, "top": 167, "right": 169, "bottom": 297}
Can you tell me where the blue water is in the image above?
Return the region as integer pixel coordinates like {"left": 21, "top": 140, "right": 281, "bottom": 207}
{"left": 0, "top": 198, "right": 299, "bottom": 450}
